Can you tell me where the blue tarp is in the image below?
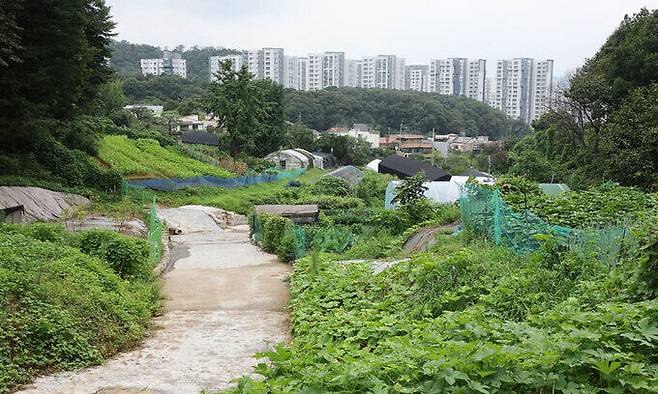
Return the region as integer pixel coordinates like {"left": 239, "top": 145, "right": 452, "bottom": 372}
{"left": 126, "top": 169, "right": 304, "bottom": 191}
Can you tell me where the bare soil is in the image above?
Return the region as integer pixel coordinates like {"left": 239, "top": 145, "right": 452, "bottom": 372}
{"left": 18, "top": 206, "right": 290, "bottom": 394}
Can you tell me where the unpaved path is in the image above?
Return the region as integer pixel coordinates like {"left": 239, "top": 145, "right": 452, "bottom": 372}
{"left": 19, "top": 205, "right": 290, "bottom": 394}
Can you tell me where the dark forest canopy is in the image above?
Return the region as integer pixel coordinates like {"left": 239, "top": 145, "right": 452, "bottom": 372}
{"left": 285, "top": 87, "right": 530, "bottom": 138}
{"left": 109, "top": 40, "right": 241, "bottom": 82}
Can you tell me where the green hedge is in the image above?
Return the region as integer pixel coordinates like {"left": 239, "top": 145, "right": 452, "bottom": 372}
{"left": 253, "top": 214, "right": 299, "bottom": 263}
{"left": 0, "top": 225, "right": 159, "bottom": 393}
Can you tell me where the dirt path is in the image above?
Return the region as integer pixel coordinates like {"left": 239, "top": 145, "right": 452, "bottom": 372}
{"left": 19, "top": 206, "right": 290, "bottom": 394}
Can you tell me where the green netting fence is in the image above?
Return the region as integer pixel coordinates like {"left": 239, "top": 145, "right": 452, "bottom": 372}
{"left": 147, "top": 197, "right": 163, "bottom": 266}
{"left": 124, "top": 182, "right": 164, "bottom": 266}
{"left": 459, "top": 184, "right": 632, "bottom": 267}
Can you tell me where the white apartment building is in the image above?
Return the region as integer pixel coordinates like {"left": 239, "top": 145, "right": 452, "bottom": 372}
{"left": 491, "top": 58, "right": 534, "bottom": 122}
{"left": 360, "top": 57, "right": 377, "bottom": 88}
{"left": 322, "top": 52, "right": 345, "bottom": 88}
{"left": 141, "top": 50, "right": 186, "bottom": 78}
{"left": 428, "top": 58, "right": 486, "bottom": 101}
{"left": 306, "top": 54, "right": 323, "bottom": 91}
{"left": 360, "top": 55, "right": 405, "bottom": 90}
{"left": 429, "top": 58, "right": 467, "bottom": 95}
{"left": 345, "top": 59, "right": 360, "bottom": 87}
{"left": 283, "top": 56, "right": 299, "bottom": 89}
{"left": 297, "top": 57, "right": 308, "bottom": 91}
{"left": 242, "top": 49, "right": 262, "bottom": 79}
{"left": 405, "top": 65, "right": 429, "bottom": 92}
{"left": 261, "top": 47, "right": 285, "bottom": 84}
{"left": 209, "top": 54, "right": 243, "bottom": 82}
{"left": 466, "top": 59, "right": 487, "bottom": 101}
{"left": 531, "top": 59, "right": 554, "bottom": 121}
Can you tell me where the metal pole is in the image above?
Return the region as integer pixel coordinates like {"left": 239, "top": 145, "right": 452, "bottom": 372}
{"left": 431, "top": 128, "right": 435, "bottom": 166}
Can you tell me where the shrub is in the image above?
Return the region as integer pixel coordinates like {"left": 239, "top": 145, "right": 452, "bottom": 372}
{"left": 76, "top": 229, "right": 150, "bottom": 278}
{"left": 392, "top": 172, "right": 428, "bottom": 205}
{"left": 259, "top": 214, "right": 293, "bottom": 254}
{"left": 298, "top": 195, "right": 365, "bottom": 210}
{"left": 277, "top": 227, "right": 297, "bottom": 263}
{"left": 357, "top": 171, "right": 395, "bottom": 207}
{"left": 0, "top": 231, "right": 158, "bottom": 393}
{"left": 312, "top": 177, "right": 352, "bottom": 197}
{"left": 0, "top": 222, "right": 69, "bottom": 243}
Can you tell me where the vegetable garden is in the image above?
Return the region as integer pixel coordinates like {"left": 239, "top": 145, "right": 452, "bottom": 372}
{"left": 98, "top": 135, "right": 234, "bottom": 179}
{"left": 223, "top": 174, "right": 658, "bottom": 393}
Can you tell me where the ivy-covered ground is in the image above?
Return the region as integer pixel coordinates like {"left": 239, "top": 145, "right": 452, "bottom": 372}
{"left": 0, "top": 224, "right": 160, "bottom": 393}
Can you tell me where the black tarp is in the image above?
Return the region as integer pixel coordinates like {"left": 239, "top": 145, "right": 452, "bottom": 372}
{"left": 181, "top": 131, "right": 219, "bottom": 146}
{"left": 378, "top": 155, "right": 451, "bottom": 181}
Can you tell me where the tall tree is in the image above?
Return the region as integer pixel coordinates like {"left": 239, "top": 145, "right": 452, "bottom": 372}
{"left": 511, "top": 8, "right": 658, "bottom": 189}
{"left": 206, "top": 61, "right": 285, "bottom": 157}
{"left": 0, "top": 0, "right": 115, "bottom": 123}
{"left": 0, "top": 0, "right": 23, "bottom": 67}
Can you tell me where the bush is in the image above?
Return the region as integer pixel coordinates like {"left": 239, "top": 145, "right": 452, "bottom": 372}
{"left": 0, "top": 230, "right": 158, "bottom": 393}
{"left": 277, "top": 228, "right": 297, "bottom": 263}
{"left": 357, "top": 171, "right": 395, "bottom": 207}
{"left": 298, "top": 195, "right": 365, "bottom": 210}
{"left": 259, "top": 214, "right": 293, "bottom": 254}
{"left": 312, "top": 177, "right": 352, "bottom": 197}
{"left": 0, "top": 222, "right": 69, "bottom": 243}
{"left": 76, "top": 229, "right": 150, "bottom": 278}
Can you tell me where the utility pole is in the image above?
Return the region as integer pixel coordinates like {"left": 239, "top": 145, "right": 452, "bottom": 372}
{"left": 398, "top": 122, "right": 403, "bottom": 152}
{"left": 431, "top": 128, "right": 436, "bottom": 166}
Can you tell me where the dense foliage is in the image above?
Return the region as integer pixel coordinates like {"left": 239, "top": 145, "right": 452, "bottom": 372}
{"left": 0, "top": 0, "right": 125, "bottom": 194}
{"left": 121, "top": 75, "right": 207, "bottom": 112}
{"left": 510, "top": 9, "right": 658, "bottom": 190}
{"left": 504, "top": 182, "right": 658, "bottom": 228}
{"left": 225, "top": 226, "right": 658, "bottom": 393}
{"left": 109, "top": 40, "right": 241, "bottom": 83}
{"left": 0, "top": 223, "right": 159, "bottom": 393}
{"left": 98, "top": 135, "right": 234, "bottom": 178}
{"left": 285, "top": 87, "right": 530, "bottom": 139}
{"left": 206, "top": 62, "right": 285, "bottom": 157}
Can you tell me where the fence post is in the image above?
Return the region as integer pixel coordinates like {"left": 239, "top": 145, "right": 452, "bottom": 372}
{"left": 492, "top": 189, "right": 502, "bottom": 245}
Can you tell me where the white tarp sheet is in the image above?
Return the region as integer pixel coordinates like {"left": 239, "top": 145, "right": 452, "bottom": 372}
{"left": 384, "top": 176, "right": 495, "bottom": 209}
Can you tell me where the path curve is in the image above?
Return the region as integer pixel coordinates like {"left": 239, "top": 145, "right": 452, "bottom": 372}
{"left": 19, "top": 205, "right": 290, "bottom": 394}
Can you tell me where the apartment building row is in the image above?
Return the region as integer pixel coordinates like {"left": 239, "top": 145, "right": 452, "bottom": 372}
{"left": 485, "top": 58, "right": 554, "bottom": 122}
{"left": 209, "top": 50, "right": 406, "bottom": 91}
{"left": 140, "top": 50, "right": 187, "bottom": 78}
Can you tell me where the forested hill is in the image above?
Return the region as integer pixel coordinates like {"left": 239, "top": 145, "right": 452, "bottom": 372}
{"left": 109, "top": 40, "right": 240, "bottom": 82}
{"left": 285, "top": 88, "right": 529, "bottom": 138}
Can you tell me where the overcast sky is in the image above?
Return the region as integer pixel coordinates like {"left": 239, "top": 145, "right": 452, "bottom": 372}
{"left": 106, "top": 0, "right": 656, "bottom": 77}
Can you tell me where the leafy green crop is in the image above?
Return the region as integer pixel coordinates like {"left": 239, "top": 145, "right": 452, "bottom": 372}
{"left": 223, "top": 233, "right": 658, "bottom": 393}
{"left": 506, "top": 183, "right": 658, "bottom": 228}
{"left": 97, "top": 135, "right": 234, "bottom": 178}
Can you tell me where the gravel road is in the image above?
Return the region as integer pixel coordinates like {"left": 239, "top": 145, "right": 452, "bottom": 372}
{"left": 18, "top": 205, "right": 290, "bottom": 394}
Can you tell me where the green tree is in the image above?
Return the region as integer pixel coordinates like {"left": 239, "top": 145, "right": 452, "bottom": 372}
{"left": 206, "top": 61, "right": 285, "bottom": 157}
{"left": 511, "top": 8, "right": 658, "bottom": 189}
{"left": 0, "top": 0, "right": 115, "bottom": 123}
{"left": 392, "top": 172, "right": 428, "bottom": 206}
{"left": 0, "top": 0, "right": 22, "bottom": 67}
{"left": 285, "top": 122, "right": 317, "bottom": 151}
